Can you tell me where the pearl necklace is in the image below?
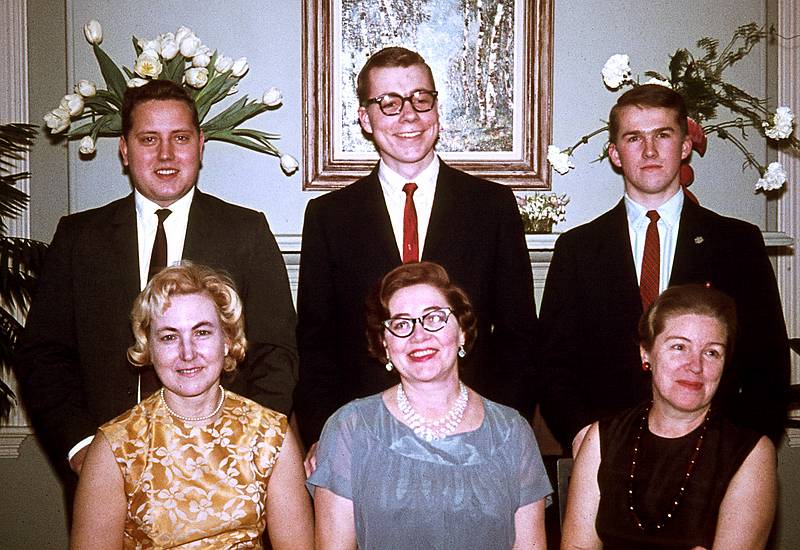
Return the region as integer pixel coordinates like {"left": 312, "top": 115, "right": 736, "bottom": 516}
{"left": 396, "top": 381, "right": 468, "bottom": 442}
{"left": 160, "top": 385, "right": 225, "bottom": 422}
{"left": 628, "top": 403, "right": 710, "bottom": 531}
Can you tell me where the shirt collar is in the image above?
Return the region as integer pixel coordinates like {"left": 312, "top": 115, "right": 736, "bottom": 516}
{"left": 134, "top": 186, "right": 195, "bottom": 220}
{"left": 624, "top": 187, "right": 684, "bottom": 228}
{"left": 378, "top": 155, "right": 440, "bottom": 195}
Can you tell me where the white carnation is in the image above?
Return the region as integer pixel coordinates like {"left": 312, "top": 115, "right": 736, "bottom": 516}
{"left": 602, "top": 54, "right": 631, "bottom": 89}
{"left": 755, "top": 162, "right": 788, "bottom": 192}
{"left": 547, "top": 145, "right": 575, "bottom": 175}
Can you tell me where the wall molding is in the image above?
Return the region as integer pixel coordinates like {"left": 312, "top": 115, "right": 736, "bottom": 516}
{"left": 776, "top": 0, "right": 800, "bottom": 447}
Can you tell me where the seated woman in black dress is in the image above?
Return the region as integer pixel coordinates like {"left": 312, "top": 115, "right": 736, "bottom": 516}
{"left": 562, "top": 284, "right": 776, "bottom": 550}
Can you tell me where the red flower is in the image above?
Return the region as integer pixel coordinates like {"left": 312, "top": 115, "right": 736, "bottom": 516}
{"left": 687, "top": 117, "right": 706, "bottom": 156}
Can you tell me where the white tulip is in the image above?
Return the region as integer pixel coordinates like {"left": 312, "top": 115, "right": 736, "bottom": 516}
{"left": 75, "top": 80, "right": 97, "bottom": 97}
{"left": 83, "top": 20, "right": 103, "bottom": 45}
{"left": 214, "top": 55, "right": 234, "bottom": 73}
{"left": 137, "top": 38, "right": 160, "bottom": 53}
{"left": 192, "top": 47, "right": 212, "bottom": 68}
{"left": 280, "top": 153, "right": 299, "bottom": 174}
{"left": 230, "top": 57, "right": 249, "bottom": 78}
{"left": 43, "top": 107, "right": 71, "bottom": 133}
{"left": 160, "top": 39, "right": 179, "bottom": 60}
{"left": 79, "top": 136, "right": 96, "bottom": 155}
{"left": 134, "top": 50, "right": 163, "bottom": 79}
{"left": 261, "top": 87, "right": 283, "bottom": 107}
{"left": 175, "top": 26, "right": 193, "bottom": 46}
{"left": 127, "top": 77, "right": 149, "bottom": 88}
{"left": 184, "top": 67, "right": 209, "bottom": 88}
{"left": 60, "top": 94, "right": 84, "bottom": 117}
{"left": 179, "top": 33, "right": 202, "bottom": 58}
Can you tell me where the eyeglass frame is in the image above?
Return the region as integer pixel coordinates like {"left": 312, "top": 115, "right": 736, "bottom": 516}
{"left": 361, "top": 89, "right": 439, "bottom": 116}
{"left": 382, "top": 307, "right": 453, "bottom": 338}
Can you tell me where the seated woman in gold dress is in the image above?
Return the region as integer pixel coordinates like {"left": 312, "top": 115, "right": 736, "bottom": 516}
{"left": 71, "top": 263, "right": 313, "bottom": 549}
{"left": 562, "top": 284, "right": 776, "bottom": 550}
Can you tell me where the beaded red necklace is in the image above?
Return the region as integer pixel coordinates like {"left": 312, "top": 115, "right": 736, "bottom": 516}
{"left": 628, "top": 403, "right": 711, "bottom": 531}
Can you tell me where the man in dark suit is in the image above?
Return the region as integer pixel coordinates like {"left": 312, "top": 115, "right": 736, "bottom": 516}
{"left": 294, "top": 47, "right": 537, "bottom": 458}
{"left": 539, "top": 84, "right": 789, "bottom": 456}
{"left": 15, "top": 80, "right": 297, "bottom": 475}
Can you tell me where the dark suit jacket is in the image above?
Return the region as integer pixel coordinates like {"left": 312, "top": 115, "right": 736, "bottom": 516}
{"left": 14, "top": 190, "right": 297, "bottom": 463}
{"left": 293, "top": 161, "right": 538, "bottom": 445}
{"left": 539, "top": 198, "right": 789, "bottom": 448}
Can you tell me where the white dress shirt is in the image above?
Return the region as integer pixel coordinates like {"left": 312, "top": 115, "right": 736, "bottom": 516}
{"left": 379, "top": 156, "right": 439, "bottom": 259}
{"left": 134, "top": 187, "right": 194, "bottom": 290}
{"left": 624, "top": 188, "right": 684, "bottom": 293}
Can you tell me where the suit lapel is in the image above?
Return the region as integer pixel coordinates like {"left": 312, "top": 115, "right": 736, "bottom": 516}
{"left": 361, "top": 168, "right": 402, "bottom": 265}
{"left": 670, "top": 199, "right": 710, "bottom": 285}
{"left": 422, "top": 161, "right": 457, "bottom": 261}
{"left": 108, "top": 194, "right": 141, "bottom": 302}
{"left": 183, "top": 189, "right": 211, "bottom": 260}
{"left": 600, "top": 201, "right": 642, "bottom": 312}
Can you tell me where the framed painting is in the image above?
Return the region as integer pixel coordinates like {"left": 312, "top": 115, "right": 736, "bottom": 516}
{"left": 302, "top": 0, "right": 553, "bottom": 189}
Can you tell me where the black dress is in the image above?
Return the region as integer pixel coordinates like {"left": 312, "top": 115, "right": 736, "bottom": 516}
{"left": 596, "top": 402, "right": 760, "bottom": 549}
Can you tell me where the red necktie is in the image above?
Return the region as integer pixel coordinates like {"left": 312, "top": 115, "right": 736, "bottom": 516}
{"left": 141, "top": 208, "right": 172, "bottom": 397}
{"left": 402, "top": 183, "right": 419, "bottom": 263}
{"left": 640, "top": 210, "right": 660, "bottom": 311}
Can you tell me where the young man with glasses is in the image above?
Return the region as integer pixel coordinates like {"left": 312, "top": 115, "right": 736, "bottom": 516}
{"left": 294, "top": 47, "right": 537, "bottom": 468}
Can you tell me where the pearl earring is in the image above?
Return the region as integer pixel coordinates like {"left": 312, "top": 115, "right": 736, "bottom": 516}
{"left": 385, "top": 356, "right": 394, "bottom": 371}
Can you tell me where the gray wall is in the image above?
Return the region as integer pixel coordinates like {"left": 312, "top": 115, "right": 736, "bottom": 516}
{"left": 4, "top": 1, "right": 796, "bottom": 548}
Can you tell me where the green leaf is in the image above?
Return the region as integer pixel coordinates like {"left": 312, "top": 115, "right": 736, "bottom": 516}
{"left": 132, "top": 35, "right": 142, "bottom": 57}
{"left": 162, "top": 55, "right": 186, "bottom": 84}
{"left": 94, "top": 89, "right": 123, "bottom": 109}
{"left": 92, "top": 43, "right": 127, "bottom": 101}
{"left": 193, "top": 75, "right": 238, "bottom": 121}
{"left": 201, "top": 97, "right": 268, "bottom": 133}
{"left": 205, "top": 130, "right": 280, "bottom": 156}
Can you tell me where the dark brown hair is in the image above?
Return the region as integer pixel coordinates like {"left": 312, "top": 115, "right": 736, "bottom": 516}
{"left": 122, "top": 79, "right": 200, "bottom": 136}
{"left": 365, "top": 262, "right": 477, "bottom": 361}
{"left": 609, "top": 84, "right": 688, "bottom": 143}
{"left": 639, "top": 283, "right": 737, "bottom": 353}
{"left": 356, "top": 46, "right": 436, "bottom": 104}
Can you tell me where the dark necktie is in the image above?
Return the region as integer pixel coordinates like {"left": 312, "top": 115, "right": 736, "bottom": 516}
{"left": 402, "top": 183, "right": 419, "bottom": 263}
{"left": 148, "top": 209, "right": 172, "bottom": 280}
{"left": 141, "top": 208, "right": 172, "bottom": 397}
{"left": 640, "top": 210, "right": 661, "bottom": 311}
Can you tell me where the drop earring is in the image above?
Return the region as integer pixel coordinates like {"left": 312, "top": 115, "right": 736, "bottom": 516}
{"left": 641, "top": 361, "right": 651, "bottom": 372}
{"left": 457, "top": 345, "right": 466, "bottom": 358}
{"left": 385, "top": 356, "right": 394, "bottom": 372}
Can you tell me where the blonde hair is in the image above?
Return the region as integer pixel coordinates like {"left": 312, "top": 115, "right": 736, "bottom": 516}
{"left": 128, "top": 262, "right": 246, "bottom": 372}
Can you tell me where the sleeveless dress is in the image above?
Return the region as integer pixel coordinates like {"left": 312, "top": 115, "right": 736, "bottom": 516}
{"left": 307, "top": 393, "right": 552, "bottom": 550}
{"left": 596, "top": 402, "right": 760, "bottom": 549}
{"left": 99, "top": 390, "right": 287, "bottom": 549}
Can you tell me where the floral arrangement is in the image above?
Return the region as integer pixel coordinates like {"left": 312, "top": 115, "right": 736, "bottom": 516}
{"left": 43, "top": 20, "right": 298, "bottom": 174}
{"left": 516, "top": 193, "right": 570, "bottom": 233}
{"left": 548, "top": 23, "right": 799, "bottom": 193}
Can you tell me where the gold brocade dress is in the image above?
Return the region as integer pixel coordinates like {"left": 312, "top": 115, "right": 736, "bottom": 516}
{"left": 99, "top": 390, "right": 287, "bottom": 549}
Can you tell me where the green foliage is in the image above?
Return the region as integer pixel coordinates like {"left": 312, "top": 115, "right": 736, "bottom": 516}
{"left": 0, "top": 123, "right": 48, "bottom": 422}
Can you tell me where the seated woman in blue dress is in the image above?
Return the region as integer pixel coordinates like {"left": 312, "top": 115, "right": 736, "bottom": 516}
{"left": 70, "top": 263, "right": 313, "bottom": 549}
{"left": 307, "top": 261, "right": 552, "bottom": 549}
{"left": 562, "top": 284, "right": 777, "bottom": 550}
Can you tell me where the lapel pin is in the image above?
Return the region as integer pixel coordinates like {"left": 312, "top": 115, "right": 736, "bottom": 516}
{"left": 694, "top": 236, "right": 704, "bottom": 244}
